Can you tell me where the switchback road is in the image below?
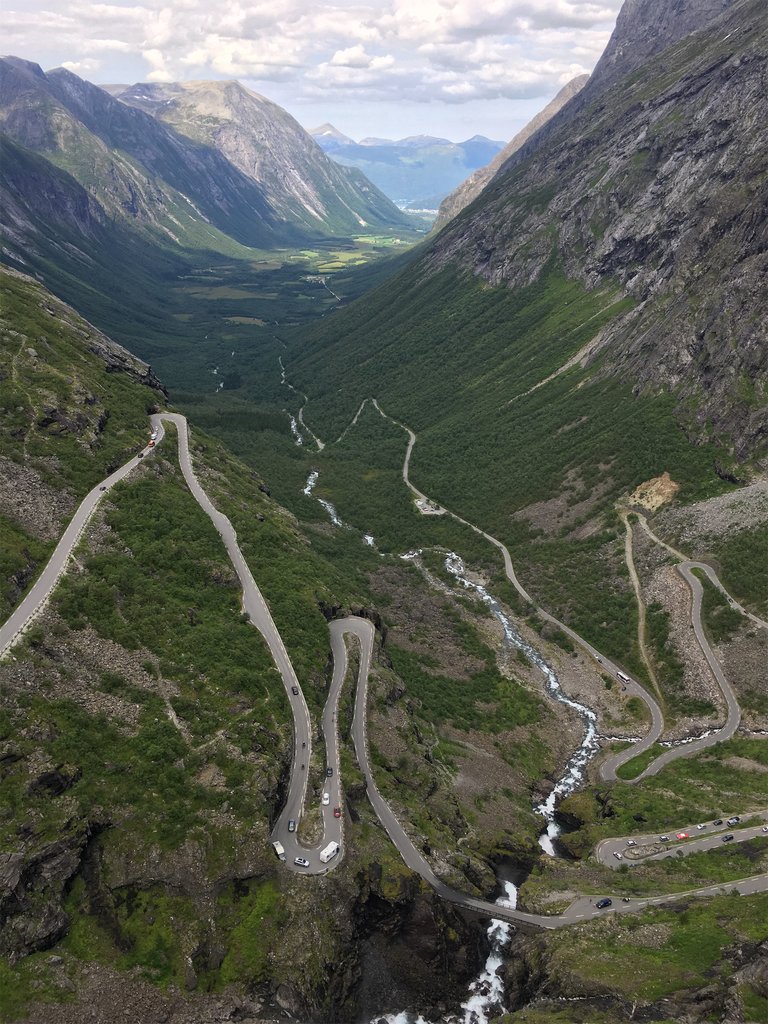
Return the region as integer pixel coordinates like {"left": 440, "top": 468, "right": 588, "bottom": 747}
{"left": 3, "top": 412, "right": 767, "bottom": 929}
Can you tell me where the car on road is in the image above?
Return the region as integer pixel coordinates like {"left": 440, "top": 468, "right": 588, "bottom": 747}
{"left": 291, "top": 686, "right": 299, "bottom": 695}
{"left": 613, "top": 851, "right": 622, "bottom": 860}
{"left": 626, "top": 840, "right": 637, "bottom": 847}
{"left": 763, "top": 826, "right": 768, "bottom": 833}
{"left": 727, "top": 816, "right": 740, "bottom": 826}
{"left": 322, "top": 792, "right": 330, "bottom": 806}
{"left": 294, "top": 857, "right": 310, "bottom": 867}
{"left": 722, "top": 834, "right": 735, "bottom": 842}
{"left": 696, "top": 824, "right": 706, "bottom": 830}
{"left": 333, "top": 806, "right": 342, "bottom": 819}
{"left": 713, "top": 819, "right": 723, "bottom": 826}
{"left": 621, "top": 897, "right": 631, "bottom": 903}
{"left": 596, "top": 898, "right": 612, "bottom": 909}
{"left": 659, "top": 835, "right": 670, "bottom": 842}
{"left": 676, "top": 832, "right": 689, "bottom": 840}
{"left": 99, "top": 485, "right": 107, "bottom": 491}
{"left": 326, "top": 767, "right": 333, "bottom": 777}
{"left": 288, "top": 819, "right": 296, "bottom": 833}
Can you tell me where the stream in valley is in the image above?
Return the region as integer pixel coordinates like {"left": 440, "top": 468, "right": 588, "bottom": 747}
{"left": 441, "top": 552, "right": 600, "bottom": 857}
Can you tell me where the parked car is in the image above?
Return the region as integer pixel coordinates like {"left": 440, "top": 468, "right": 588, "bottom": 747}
{"left": 613, "top": 851, "right": 622, "bottom": 860}
{"left": 626, "top": 840, "right": 637, "bottom": 847}
{"left": 294, "top": 857, "right": 310, "bottom": 867}
{"left": 596, "top": 898, "right": 612, "bottom": 909}
{"left": 722, "top": 834, "right": 735, "bottom": 842}
{"left": 333, "top": 807, "right": 342, "bottom": 819}
{"left": 288, "top": 819, "right": 296, "bottom": 833}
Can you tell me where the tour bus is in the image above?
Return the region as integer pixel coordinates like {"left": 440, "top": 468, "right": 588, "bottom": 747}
{"left": 617, "top": 670, "right": 630, "bottom": 683}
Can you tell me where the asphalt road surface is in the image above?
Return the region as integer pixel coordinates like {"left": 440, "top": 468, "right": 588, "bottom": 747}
{"left": 597, "top": 813, "right": 768, "bottom": 867}
{"left": 4, "top": 410, "right": 767, "bottom": 930}
{"left": 0, "top": 435, "right": 157, "bottom": 657}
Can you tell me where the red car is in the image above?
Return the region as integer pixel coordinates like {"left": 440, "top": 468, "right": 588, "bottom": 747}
{"left": 676, "top": 832, "right": 689, "bottom": 840}
{"left": 333, "top": 807, "right": 342, "bottom": 819}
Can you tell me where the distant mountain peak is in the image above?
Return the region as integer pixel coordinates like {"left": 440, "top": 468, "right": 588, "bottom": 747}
{"left": 310, "top": 122, "right": 354, "bottom": 144}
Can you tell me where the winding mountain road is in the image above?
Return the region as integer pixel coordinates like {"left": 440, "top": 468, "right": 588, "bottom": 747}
{"left": 3, "top": 411, "right": 767, "bottom": 930}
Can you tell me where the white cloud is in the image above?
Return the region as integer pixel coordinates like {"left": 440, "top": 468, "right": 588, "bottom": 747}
{"left": 1, "top": 0, "right": 621, "bottom": 126}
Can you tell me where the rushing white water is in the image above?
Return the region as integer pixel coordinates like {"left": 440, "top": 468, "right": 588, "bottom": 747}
{"left": 372, "top": 882, "right": 518, "bottom": 1024}
{"left": 302, "top": 470, "right": 344, "bottom": 526}
{"left": 442, "top": 552, "right": 600, "bottom": 857}
{"left": 288, "top": 414, "right": 304, "bottom": 446}
{"left": 457, "top": 881, "right": 518, "bottom": 1024}
{"left": 303, "top": 470, "right": 319, "bottom": 496}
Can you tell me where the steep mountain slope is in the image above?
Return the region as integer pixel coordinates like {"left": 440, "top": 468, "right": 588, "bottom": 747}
{"left": 0, "top": 57, "right": 284, "bottom": 251}
{"left": 310, "top": 128, "right": 505, "bottom": 206}
{"left": 279, "top": 0, "right": 767, "bottom": 675}
{"left": 433, "top": 76, "right": 588, "bottom": 231}
{"left": 426, "top": 0, "right": 767, "bottom": 454}
{"left": 117, "top": 80, "right": 411, "bottom": 234}
{"left": 0, "top": 268, "right": 490, "bottom": 1023}
{"left": 0, "top": 267, "right": 164, "bottom": 619}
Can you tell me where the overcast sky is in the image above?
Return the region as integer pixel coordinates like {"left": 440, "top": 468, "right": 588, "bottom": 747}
{"left": 2, "top": 0, "right": 624, "bottom": 141}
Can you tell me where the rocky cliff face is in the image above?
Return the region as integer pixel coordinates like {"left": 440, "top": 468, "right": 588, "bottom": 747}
{"left": 433, "top": 75, "right": 588, "bottom": 232}
{"left": 0, "top": 57, "right": 410, "bottom": 251}
{"left": 117, "top": 79, "right": 411, "bottom": 234}
{"left": 426, "top": 0, "right": 768, "bottom": 459}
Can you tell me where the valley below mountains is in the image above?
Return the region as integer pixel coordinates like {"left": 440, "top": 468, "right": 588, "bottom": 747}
{"left": 1, "top": 0, "right": 768, "bottom": 1022}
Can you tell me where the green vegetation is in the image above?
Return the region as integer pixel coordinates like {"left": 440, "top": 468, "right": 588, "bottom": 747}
{"left": 695, "top": 571, "right": 744, "bottom": 643}
{"left": 615, "top": 742, "right": 665, "bottom": 780}
{"left": 546, "top": 892, "right": 768, "bottom": 1002}
{"left": 272, "top": 262, "right": 732, "bottom": 674}
{"left": 645, "top": 601, "right": 716, "bottom": 717}
{"left": 0, "top": 269, "right": 161, "bottom": 615}
{"left": 559, "top": 737, "right": 768, "bottom": 859}
{"left": 387, "top": 644, "right": 540, "bottom": 733}
{"left": 712, "top": 522, "right": 768, "bottom": 616}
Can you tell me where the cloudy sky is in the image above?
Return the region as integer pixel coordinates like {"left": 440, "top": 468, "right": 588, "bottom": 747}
{"left": 2, "top": 0, "right": 624, "bottom": 140}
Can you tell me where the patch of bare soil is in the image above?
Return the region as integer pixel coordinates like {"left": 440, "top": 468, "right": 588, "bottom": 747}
{"left": 0, "top": 455, "right": 75, "bottom": 541}
{"left": 717, "top": 623, "right": 768, "bottom": 731}
{"left": 628, "top": 472, "right": 680, "bottom": 512}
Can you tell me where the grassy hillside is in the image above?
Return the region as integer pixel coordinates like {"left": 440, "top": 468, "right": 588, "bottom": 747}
{"left": 0, "top": 268, "right": 164, "bottom": 618}
{"left": 280, "top": 263, "right": 734, "bottom": 673}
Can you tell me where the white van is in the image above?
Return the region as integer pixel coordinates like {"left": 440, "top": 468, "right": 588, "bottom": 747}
{"left": 272, "top": 840, "right": 286, "bottom": 861}
{"left": 319, "top": 841, "right": 339, "bottom": 864}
